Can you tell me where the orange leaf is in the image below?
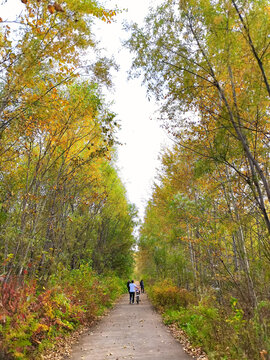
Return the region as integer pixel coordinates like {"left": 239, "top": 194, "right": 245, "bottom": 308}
{"left": 48, "top": 5, "right": 55, "bottom": 14}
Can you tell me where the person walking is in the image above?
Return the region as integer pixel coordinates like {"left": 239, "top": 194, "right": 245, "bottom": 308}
{"left": 129, "top": 280, "right": 138, "bottom": 304}
{"left": 140, "top": 279, "right": 144, "bottom": 293}
{"left": 127, "top": 280, "right": 131, "bottom": 294}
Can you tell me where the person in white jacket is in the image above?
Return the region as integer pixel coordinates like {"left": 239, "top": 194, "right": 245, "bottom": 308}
{"left": 129, "top": 280, "right": 139, "bottom": 304}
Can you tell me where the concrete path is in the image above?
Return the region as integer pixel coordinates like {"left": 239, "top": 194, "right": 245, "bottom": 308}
{"left": 67, "top": 293, "right": 192, "bottom": 360}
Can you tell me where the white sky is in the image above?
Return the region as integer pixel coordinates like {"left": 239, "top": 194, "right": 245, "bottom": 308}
{"left": 1, "top": 0, "right": 171, "bottom": 220}
{"left": 94, "top": 0, "right": 171, "bottom": 220}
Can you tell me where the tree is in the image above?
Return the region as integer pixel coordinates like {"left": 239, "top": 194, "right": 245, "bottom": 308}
{"left": 138, "top": 143, "right": 270, "bottom": 308}
{"left": 0, "top": 0, "right": 137, "bottom": 281}
{"left": 0, "top": 0, "right": 116, "bottom": 135}
{"left": 126, "top": 0, "right": 270, "bottom": 236}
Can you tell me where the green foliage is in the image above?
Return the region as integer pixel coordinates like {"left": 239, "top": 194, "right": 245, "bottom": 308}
{"left": 131, "top": 0, "right": 270, "bottom": 358}
{"left": 164, "top": 306, "right": 219, "bottom": 349}
{"left": 0, "top": 267, "right": 125, "bottom": 359}
{"left": 136, "top": 143, "right": 270, "bottom": 358}
{"left": 0, "top": 0, "right": 136, "bottom": 284}
{"left": 0, "top": 1, "right": 135, "bottom": 358}
{"left": 226, "top": 297, "right": 245, "bottom": 333}
{"left": 149, "top": 282, "right": 268, "bottom": 359}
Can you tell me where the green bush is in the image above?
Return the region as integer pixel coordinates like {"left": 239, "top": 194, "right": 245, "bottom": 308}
{"left": 148, "top": 282, "right": 268, "bottom": 359}
{"left": 163, "top": 304, "right": 249, "bottom": 359}
{"left": 0, "top": 266, "right": 125, "bottom": 359}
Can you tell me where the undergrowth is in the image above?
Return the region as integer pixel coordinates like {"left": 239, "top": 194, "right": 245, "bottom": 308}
{"left": 0, "top": 265, "right": 125, "bottom": 359}
{"left": 148, "top": 280, "right": 270, "bottom": 360}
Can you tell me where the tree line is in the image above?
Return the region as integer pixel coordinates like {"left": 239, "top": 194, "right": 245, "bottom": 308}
{"left": 128, "top": 0, "right": 270, "bottom": 357}
{"left": 0, "top": 0, "right": 137, "bottom": 283}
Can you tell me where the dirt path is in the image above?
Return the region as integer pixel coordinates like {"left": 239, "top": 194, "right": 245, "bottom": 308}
{"left": 67, "top": 293, "right": 192, "bottom": 360}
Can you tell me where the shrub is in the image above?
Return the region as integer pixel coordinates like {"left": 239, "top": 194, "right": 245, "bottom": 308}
{"left": 160, "top": 294, "right": 268, "bottom": 359}
{"left": 0, "top": 267, "right": 125, "bottom": 359}
{"left": 149, "top": 280, "right": 196, "bottom": 310}
{"left": 148, "top": 281, "right": 269, "bottom": 359}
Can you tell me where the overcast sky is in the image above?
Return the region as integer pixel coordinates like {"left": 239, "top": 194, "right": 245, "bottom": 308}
{"left": 1, "top": 0, "right": 171, "bottom": 220}
{"left": 94, "top": 0, "right": 171, "bottom": 219}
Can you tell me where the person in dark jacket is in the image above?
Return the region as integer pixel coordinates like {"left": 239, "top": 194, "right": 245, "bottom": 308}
{"left": 140, "top": 279, "right": 144, "bottom": 293}
{"left": 127, "top": 280, "right": 131, "bottom": 293}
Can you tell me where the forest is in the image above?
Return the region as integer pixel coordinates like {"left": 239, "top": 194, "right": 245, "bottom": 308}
{"left": 0, "top": 1, "right": 136, "bottom": 358}
{"left": 0, "top": 0, "right": 270, "bottom": 359}
{"left": 129, "top": 0, "right": 270, "bottom": 358}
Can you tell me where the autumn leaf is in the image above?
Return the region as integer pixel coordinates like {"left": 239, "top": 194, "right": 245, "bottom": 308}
{"left": 48, "top": 5, "right": 55, "bottom": 14}
{"left": 54, "top": 2, "right": 64, "bottom": 12}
